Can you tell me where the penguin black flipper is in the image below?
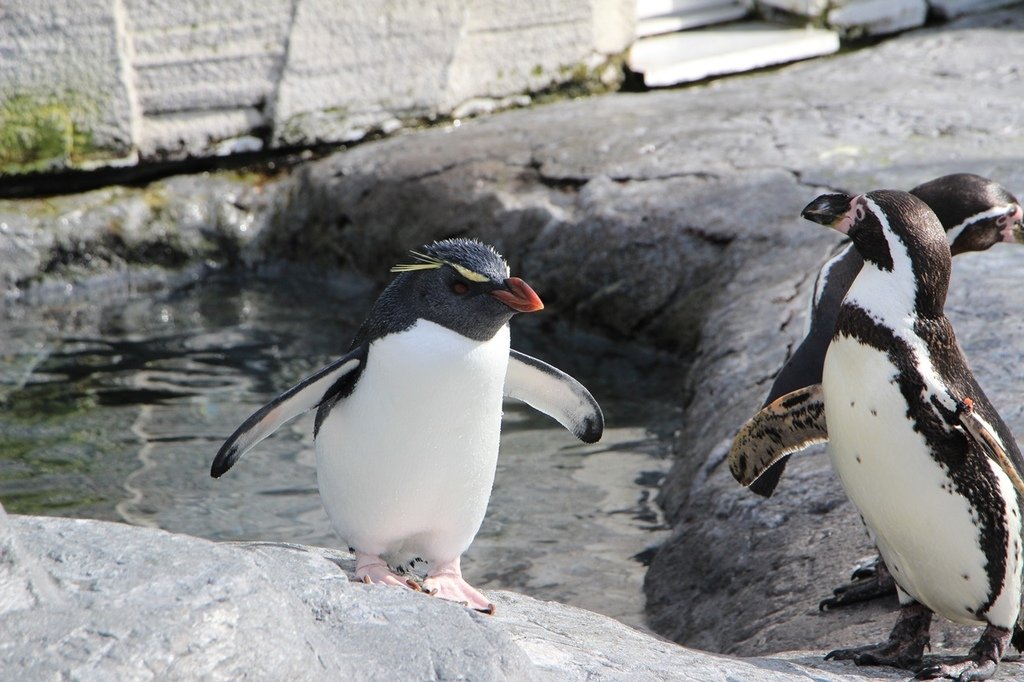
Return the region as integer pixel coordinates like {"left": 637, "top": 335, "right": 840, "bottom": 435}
{"left": 210, "top": 346, "right": 367, "bottom": 478}
{"left": 728, "top": 384, "right": 827, "bottom": 487}
{"left": 504, "top": 350, "right": 604, "bottom": 443}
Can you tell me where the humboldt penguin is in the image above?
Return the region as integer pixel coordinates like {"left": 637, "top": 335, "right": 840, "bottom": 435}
{"left": 733, "top": 174, "right": 1024, "bottom": 497}
{"left": 817, "top": 190, "right": 1024, "bottom": 679}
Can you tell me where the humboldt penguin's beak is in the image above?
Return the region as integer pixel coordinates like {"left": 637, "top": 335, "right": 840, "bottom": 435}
{"left": 491, "top": 277, "right": 544, "bottom": 313}
{"left": 1002, "top": 203, "right": 1024, "bottom": 243}
{"left": 802, "top": 193, "right": 858, "bottom": 235}
{"left": 802, "top": 193, "right": 854, "bottom": 227}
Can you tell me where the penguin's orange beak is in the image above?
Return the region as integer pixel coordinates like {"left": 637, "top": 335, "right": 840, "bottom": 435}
{"left": 492, "top": 277, "right": 544, "bottom": 313}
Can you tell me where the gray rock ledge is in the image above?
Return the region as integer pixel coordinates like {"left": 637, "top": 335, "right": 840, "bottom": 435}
{"left": 2, "top": 508, "right": 918, "bottom": 680}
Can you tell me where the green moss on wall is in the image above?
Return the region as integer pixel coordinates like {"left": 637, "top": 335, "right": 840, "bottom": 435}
{"left": 0, "top": 94, "right": 104, "bottom": 174}
{"left": 532, "top": 53, "right": 627, "bottom": 104}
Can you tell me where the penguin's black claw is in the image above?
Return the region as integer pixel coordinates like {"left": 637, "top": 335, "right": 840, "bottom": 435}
{"left": 914, "top": 624, "right": 1009, "bottom": 681}
{"left": 820, "top": 555, "right": 897, "bottom": 611}
{"left": 825, "top": 641, "right": 926, "bottom": 670}
{"left": 825, "top": 602, "right": 932, "bottom": 670}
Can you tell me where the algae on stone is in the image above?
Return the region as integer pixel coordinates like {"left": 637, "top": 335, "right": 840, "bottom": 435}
{"left": 0, "top": 94, "right": 107, "bottom": 175}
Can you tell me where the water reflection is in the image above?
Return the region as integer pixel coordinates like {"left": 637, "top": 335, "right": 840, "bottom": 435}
{"left": 0, "top": 271, "right": 680, "bottom": 629}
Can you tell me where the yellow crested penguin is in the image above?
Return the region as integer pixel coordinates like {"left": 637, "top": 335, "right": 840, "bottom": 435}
{"left": 212, "top": 238, "right": 604, "bottom": 613}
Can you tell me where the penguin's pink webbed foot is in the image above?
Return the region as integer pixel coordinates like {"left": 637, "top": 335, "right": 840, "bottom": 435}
{"left": 423, "top": 556, "right": 495, "bottom": 614}
{"left": 355, "top": 552, "right": 421, "bottom": 591}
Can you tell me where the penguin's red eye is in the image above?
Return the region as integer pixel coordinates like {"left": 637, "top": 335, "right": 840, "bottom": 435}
{"left": 451, "top": 281, "right": 469, "bottom": 295}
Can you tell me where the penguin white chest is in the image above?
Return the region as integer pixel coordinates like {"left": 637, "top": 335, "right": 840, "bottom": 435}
{"left": 315, "top": 320, "right": 510, "bottom": 565}
{"left": 822, "top": 335, "right": 1021, "bottom": 627}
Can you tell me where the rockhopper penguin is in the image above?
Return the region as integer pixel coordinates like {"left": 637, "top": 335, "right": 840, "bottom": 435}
{"left": 808, "top": 190, "right": 1024, "bottom": 679}
{"left": 728, "top": 175, "right": 1024, "bottom": 608}
{"left": 211, "top": 238, "right": 604, "bottom": 614}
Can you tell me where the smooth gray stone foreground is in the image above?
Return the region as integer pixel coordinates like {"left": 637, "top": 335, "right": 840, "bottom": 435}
{"left": 1, "top": 510, "right": 912, "bottom": 680}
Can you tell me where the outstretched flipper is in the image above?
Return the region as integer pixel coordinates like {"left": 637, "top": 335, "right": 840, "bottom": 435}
{"left": 957, "top": 397, "right": 1024, "bottom": 499}
{"left": 729, "top": 384, "right": 827, "bottom": 487}
{"left": 504, "top": 350, "right": 603, "bottom": 443}
{"left": 211, "top": 347, "right": 366, "bottom": 478}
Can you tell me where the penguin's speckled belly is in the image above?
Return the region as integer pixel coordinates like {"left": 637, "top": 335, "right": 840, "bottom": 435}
{"left": 823, "top": 336, "right": 1021, "bottom": 627}
{"left": 315, "top": 320, "right": 510, "bottom": 566}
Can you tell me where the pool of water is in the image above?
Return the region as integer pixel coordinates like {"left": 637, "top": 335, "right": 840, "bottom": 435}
{"left": 0, "top": 270, "right": 683, "bottom": 629}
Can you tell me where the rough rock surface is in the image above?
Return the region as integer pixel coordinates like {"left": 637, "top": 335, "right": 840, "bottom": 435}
{"left": 0, "top": 505, "right": 57, "bottom": 613}
{"left": 1, "top": 6, "right": 1024, "bottom": 679}
{"left": 0, "top": 172, "right": 279, "bottom": 302}
{"left": 0, "top": 510, "right": 923, "bottom": 680}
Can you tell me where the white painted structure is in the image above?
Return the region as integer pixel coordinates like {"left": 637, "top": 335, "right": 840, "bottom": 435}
{"left": 0, "top": 0, "right": 635, "bottom": 173}
{"left": 629, "top": 0, "right": 1022, "bottom": 87}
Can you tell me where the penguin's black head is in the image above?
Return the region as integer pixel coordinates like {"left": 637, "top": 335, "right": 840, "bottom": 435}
{"left": 910, "top": 173, "right": 1024, "bottom": 255}
{"left": 804, "top": 190, "right": 951, "bottom": 317}
{"left": 374, "top": 238, "right": 543, "bottom": 343}
{"left": 803, "top": 192, "right": 897, "bottom": 272}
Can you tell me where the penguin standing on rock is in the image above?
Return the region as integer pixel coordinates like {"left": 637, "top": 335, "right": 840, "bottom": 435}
{"left": 809, "top": 190, "right": 1024, "bottom": 680}
{"left": 211, "top": 238, "right": 604, "bottom": 614}
{"left": 728, "top": 174, "right": 1024, "bottom": 607}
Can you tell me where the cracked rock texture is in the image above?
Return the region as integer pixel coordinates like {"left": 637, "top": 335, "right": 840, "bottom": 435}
{"left": 2, "top": 6, "right": 1024, "bottom": 679}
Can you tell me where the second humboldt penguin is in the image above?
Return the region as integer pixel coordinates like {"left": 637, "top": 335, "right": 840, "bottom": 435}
{"left": 814, "top": 190, "right": 1024, "bottom": 679}
{"left": 211, "top": 238, "right": 604, "bottom": 614}
{"left": 728, "top": 175, "right": 1024, "bottom": 608}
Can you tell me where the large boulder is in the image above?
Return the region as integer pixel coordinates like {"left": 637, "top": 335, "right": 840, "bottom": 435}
{"left": 1, "top": 511, "right": 911, "bottom": 680}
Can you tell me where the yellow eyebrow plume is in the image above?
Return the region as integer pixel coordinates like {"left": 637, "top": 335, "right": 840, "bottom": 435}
{"left": 390, "top": 251, "right": 443, "bottom": 273}
{"left": 390, "top": 251, "right": 491, "bottom": 282}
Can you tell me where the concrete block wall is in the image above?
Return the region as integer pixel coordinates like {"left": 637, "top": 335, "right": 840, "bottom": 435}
{"left": 0, "top": 0, "right": 140, "bottom": 172}
{"left": 0, "top": 0, "right": 635, "bottom": 174}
